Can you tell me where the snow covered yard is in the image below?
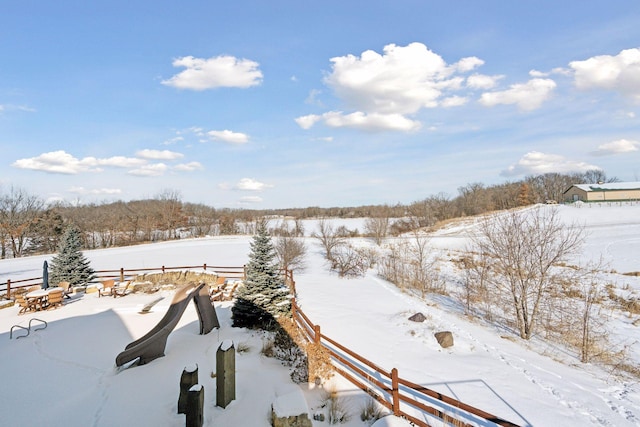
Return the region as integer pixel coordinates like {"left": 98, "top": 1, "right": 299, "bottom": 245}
{"left": 1, "top": 204, "right": 640, "bottom": 426}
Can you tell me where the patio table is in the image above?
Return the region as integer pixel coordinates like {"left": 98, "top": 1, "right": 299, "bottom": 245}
{"left": 25, "top": 289, "right": 49, "bottom": 311}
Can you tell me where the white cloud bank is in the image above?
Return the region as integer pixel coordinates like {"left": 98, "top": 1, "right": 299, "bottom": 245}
{"left": 136, "top": 149, "right": 184, "bottom": 160}
{"left": 324, "top": 42, "right": 481, "bottom": 115}
{"left": 570, "top": 48, "right": 640, "bottom": 102}
{"left": 296, "top": 43, "right": 488, "bottom": 132}
{"left": 207, "top": 130, "right": 249, "bottom": 144}
{"left": 295, "top": 111, "right": 421, "bottom": 132}
{"left": 502, "top": 151, "right": 601, "bottom": 177}
{"left": 296, "top": 42, "right": 555, "bottom": 132}
{"left": 234, "top": 178, "right": 273, "bottom": 191}
{"left": 591, "top": 138, "right": 640, "bottom": 156}
{"left": 162, "top": 55, "right": 263, "bottom": 90}
{"left": 479, "top": 78, "right": 557, "bottom": 111}
{"left": 12, "top": 149, "right": 200, "bottom": 177}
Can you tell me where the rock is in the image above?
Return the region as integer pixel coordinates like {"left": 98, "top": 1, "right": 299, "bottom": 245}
{"left": 434, "top": 331, "right": 454, "bottom": 348}
{"left": 272, "top": 389, "right": 312, "bottom": 427}
{"left": 408, "top": 312, "right": 426, "bottom": 322}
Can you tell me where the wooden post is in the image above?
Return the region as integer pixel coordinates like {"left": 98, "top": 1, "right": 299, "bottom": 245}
{"left": 185, "top": 384, "right": 204, "bottom": 427}
{"left": 6, "top": 279, "right": 11, "bottom": 299}
{"left": 391, "top": 368, "right": 399, "bottom": 416}
{"left": 162, "top": 265, "right": 166, "bottom": 273}
{"left": 178, "top": 365, "right": 199, "bottom": 414}
{"left": 120, "top": 268, "right": 124, "bottom": 282}
{"left": 216, "top": 340, "right": 235, "bottom": 408}
{"left": 291, "top": 297, "right": 296, "bottom": 319}
{"left": 203, "top": 263, "right": 207, "bottom": 271}
{"left": 314, "top": 324, "right": 321, "bottom": 344}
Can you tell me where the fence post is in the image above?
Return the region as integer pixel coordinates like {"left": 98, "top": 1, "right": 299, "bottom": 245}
{"left": 391, "top": 368, "right": 399, "bottom": 416}
{"left": 6, "top": 279, "right": 11, "bottom": 299}
{"left": 291, "top": 297, "right": 296, "bottom": 319}
{"left": 120, "top": 268, "right": 124, "bottom": 282}
{"left": 314, "top": 324, "right": 321, "bottom": 344}
{"left": 162, "top": 265, "right": 166, "bottom": 273}
{"left": 203, "top": 263, "right": 207, "bottom": 271}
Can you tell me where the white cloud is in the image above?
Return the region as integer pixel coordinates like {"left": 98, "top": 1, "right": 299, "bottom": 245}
{"left": 466, "top": 73, "right": 504, "bottom": 90}
{"left": 453, "top": 56, "right": 484, "bottom": 72}
{"left": 173, "top": 162, "right": 203, "bottom": 172}
{"left": 161, "top": 55, "right": 263, "bottom": 90}
{"left": 295, "top": 114, "right": 323, "bottom": 130}
{"left": 324, "top": 42, "right": 480, "bottom": 115}
{"left": 296, "top": 111, "right": 421, "bottom": 132}
{"left": 68, "top": 186, "right": 122, "bottom": 195}
{"left": 501, "top": 151, "right": 601, "bottom": 176}
{"left": 529, "top": 69, "right": 548, "bottom": 77}
{"left": 136, "top": 149, "right": 184, "bottom": 160}
{"left": 207, "top": 129, "right": 249, "bottom": 144}
{"left": 239, "top": 196, "right": 263, "bottom": 204}
{"left": 591, "top": 139, "right": 640, "bottom": 156}
{"left": 0, "top": 104, "right": 36, "bottom": 114}
{"left": 305, "top": 89, "right": 323, "bottom": 106}
{"left": 98, "top": 156, "right": 147, "bottom": 168}
{"left": 128, "top": 163, "right": 168, "bottom": 177}
{"left": 570, "top": 48, "right": 640, "bottom": 102}
{"left": 162, "top": 136, "right": 184, "bottom": 146}
{"left": 479, "top": 78, "right": 556, "bottom": 111}
{"left": 234, "top": 178, "right": 273, "bottom": 191}
{"left": 12, "top": 150, "right": 103, "bottom": 174}
{"left": 441, "top": 96, "right": 468, "bottom": 108}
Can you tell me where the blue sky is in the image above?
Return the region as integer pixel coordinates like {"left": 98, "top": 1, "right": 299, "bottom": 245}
{"left": 1, "top": 1, "right": 639, "bottom": 209}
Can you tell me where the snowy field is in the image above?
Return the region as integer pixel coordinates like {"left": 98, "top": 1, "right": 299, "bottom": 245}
{"left": 1, "top": 203, "right": 640, "bottom": 426}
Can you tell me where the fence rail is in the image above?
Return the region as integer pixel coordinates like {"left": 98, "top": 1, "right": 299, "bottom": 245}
{"left": 292, "top": 298, "right": 521, "bottom": 427}
{"left": 0, "top": 264, "right": 245, "bottom": 299}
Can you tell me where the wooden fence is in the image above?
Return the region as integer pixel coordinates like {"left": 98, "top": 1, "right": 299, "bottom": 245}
{"left": 0, "top": 264, "right": 245, "bottom": 299}
{"left": 3, "top": 263, "right": 519, "bottom": 426}
{"left": 291, "top": 297, "right": 521, "bottom": 427}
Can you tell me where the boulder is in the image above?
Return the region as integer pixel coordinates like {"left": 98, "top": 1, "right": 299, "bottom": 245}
{"left": 408, "top": 312, "right": 426, "bottom": 322}
{"left": 434, "top": 331, "right": 454, "bottom": 348}
{"left": 271, "top": 389, "right": 312, "bottom": 427}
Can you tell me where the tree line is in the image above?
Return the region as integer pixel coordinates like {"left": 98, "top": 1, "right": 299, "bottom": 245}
{"left": 0, "top": 170, "right": 615, "bottom": 258}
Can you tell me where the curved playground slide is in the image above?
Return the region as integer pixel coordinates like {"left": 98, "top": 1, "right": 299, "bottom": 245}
{"left": 115, "top": 283, "right": 217, "bottom": 367}
{"left": 193, "top": 282, "right": 220, "bottom": 334}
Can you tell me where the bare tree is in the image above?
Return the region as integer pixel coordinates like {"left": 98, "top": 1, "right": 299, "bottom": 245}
{"left": 330, "top": 244, "right": 367, "bottom": 278}
{"left": 364, "top": 215, "right": 390, "bottom": 245}
{"left": 156, "top": 189, "right": 184, "bottom": 239}
{"left": 0, "top": 187, "right": 44, "bottom": 257}
{"left": 379, "top": 232, "right": 443, "bottom": 296}
{"left": 471, "top": 207, "right": 585, "bottom": 339}
{"left": 312, "top": 218, "right": 347, "bottom": 260}
{"left": 275, "top": 234, "right": 307, "bottom": 273}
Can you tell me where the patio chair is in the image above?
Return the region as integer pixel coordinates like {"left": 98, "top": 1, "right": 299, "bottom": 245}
{"left": 58, "top": 281, "right": 72, "bottom": 299}
{"left": 98, "top": 279, "right": 116, "bottom": 297}
{"left": 113, "top": 281, "right": 132, "bottom": 298}
{"left": 16, "top": 295, "right": 37, "bottom": 315}
{"left": 46, "top": 289, "right": 64, "bottom": 309}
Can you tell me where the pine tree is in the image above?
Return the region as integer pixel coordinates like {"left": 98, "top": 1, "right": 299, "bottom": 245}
{"left": 49, "top": 225, "right": 96, "bottom": 286}
{"left": 232, "top": 220, "right": 291, "bottom": 329}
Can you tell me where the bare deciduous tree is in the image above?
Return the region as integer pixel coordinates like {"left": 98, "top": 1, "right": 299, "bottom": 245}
{"left": 364, "top": 215, "right": 390, "bottom": 245}
{"left": 275, "top": 234, "right": 307, "bottom": 273}
{"left": 0, "top": 187, "right": 44, "bottom": 258}
{"left": 470, "top": 207, "right": 585, "bottom": 339}
{"left": 313, "top": 218, "right": 348, "bottom": 261}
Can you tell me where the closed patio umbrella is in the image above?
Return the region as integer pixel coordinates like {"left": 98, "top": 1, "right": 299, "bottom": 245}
{"left": 42, "top": 260, "right": 49, "bottom": 289}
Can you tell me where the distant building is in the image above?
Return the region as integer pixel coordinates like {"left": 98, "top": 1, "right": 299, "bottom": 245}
{"left": 563, "top": 181, "right": 640, "bottom": 202}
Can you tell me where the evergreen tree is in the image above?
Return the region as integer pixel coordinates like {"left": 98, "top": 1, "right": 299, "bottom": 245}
{"left": 232, "top": 219, "right": 291, "bottom": 329}
{"left": 49, "top": 225, "right": 96, "bottom": 286}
